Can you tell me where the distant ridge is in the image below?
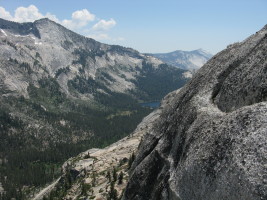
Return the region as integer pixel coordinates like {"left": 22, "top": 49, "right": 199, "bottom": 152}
{"left": 147, "top": 48, "right": 213, "bottom": 71}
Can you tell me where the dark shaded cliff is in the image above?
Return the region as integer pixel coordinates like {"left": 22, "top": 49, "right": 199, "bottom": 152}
{"left": 123, "top": 25, "right": 267, "bottom": 200}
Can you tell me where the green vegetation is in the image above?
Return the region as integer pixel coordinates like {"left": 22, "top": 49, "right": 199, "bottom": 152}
{"left": 118, "top": 172, "right": 123, "bottom": 185}
{"left": 107, "top": 181, "right": 118, "bottom": 200}
{"left": 55, "top": 66, "right": 70, "bottom": 78}
{"left": 0, "top": 58, "right": 188, "bottom": 199}
{"left": 131, "top": 62, "right": 188, "bottom": 101}
{"left": 72, "top": 48, "right": 105, "bottom": 66}
{"left": 128, "top": 152, "right": 136, "bottom": 170}
{"left": 0, "top": 75, "right": 151, "bottom": 200}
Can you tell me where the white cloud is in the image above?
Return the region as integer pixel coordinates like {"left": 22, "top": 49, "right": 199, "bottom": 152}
{"left": 72, "top": 9, "right": 95, "bottom": 22}
{"left": 0, "top": 5, "right": 121, "bottom": 42}
{"left": 0, "top": 5, "right": 94, "bottom": 29}
{"left": 92, "top": 18, "right": 116, "bottom": 31}
{"left": 62, "top": 9, "right": 95, "bottom": 29}
{"left": 0, "top": 7, "right": 13, "bottom": 20}
{"left": 0, "top": 5, "right": 59, "bottom": 23}
{"left": 14, "top": 5, "right": 43, "bottom": 22}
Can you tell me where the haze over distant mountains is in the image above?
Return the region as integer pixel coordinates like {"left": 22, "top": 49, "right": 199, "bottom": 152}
{"left": 147, "top": 49, "right": 213, "bottom": 71}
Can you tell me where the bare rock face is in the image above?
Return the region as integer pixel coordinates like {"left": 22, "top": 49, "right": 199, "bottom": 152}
{"left": 123, "top": 25, "right": 267, "bottom": 200}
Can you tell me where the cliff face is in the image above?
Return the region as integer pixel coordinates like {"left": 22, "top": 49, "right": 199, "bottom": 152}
{"left": 123, "top": 25, "right": 267, "bottom": 200}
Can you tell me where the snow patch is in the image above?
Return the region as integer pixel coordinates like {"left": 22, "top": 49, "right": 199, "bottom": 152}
{"left": 31, "top": 36, "right": 43, "bottom": 45}
{"left": 0, "top": 29, "right": 7, "bottom": 37}
{"left": 34, "top": 41, "right": 42, "bottom": 45}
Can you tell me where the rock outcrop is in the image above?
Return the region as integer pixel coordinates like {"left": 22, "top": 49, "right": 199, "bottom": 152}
{"left": 123, "top": 25, "right": 267, "bottom": 200}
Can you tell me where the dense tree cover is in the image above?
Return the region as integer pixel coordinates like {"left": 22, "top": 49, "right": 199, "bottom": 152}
{"left": 131, "top": 62, "right": 188, "bottom": 101}
{"left": 0, "top": 76, "right": 151, "bottom": 200}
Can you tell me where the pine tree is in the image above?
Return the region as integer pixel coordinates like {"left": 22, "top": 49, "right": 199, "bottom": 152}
{"left": 92, "top": 172, "right": 96, "bottom": 187}
{"left": 112, "top": 167, "right": 117, "bottom": 182}
{"left": 118, "top": 171, "right": 123, "bottom": 185}
{"left": 106, "top": 171, "right": 111, "bottom": 183}
{"left": 128, "top": 152, "right": 135, "bottom": 169}
{"left": 107, "top": 181, "right": 118, "bottom": 200}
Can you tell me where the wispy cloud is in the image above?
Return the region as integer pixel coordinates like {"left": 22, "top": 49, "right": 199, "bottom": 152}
{"left": 92, "top": 18, "right": 116, "bottom": 31}
{"left": 0, "top": 5, "right": 122, "bottom": 42}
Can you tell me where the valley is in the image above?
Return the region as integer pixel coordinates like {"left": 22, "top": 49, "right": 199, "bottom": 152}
{"left": 0, "top": 1, "right": 266, "bottom": 200}
{"left": 0, "top": 18, "right": 190, "bottom": 199}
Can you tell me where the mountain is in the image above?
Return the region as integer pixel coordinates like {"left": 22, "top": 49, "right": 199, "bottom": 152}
{"left": 147, "top": 49, "right": 213, "bottom": 71}
{"left": 0, "top": 18, "right": 190, "bottom": 199}
{"left": 31, "top": 25, "right": 267, "bottom": 200}
{"left": 0, "top": 18, "right": 189, "bottom": 101}
{"left": 123, "top": 25, "right": 267, "bottom": 199}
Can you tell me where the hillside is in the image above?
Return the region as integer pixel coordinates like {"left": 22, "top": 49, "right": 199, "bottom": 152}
{"left": 0, "top": 18, "right": 189, "bottom": 199}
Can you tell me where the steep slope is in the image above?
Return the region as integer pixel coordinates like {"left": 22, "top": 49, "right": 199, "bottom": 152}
{"left": 123, "top": 25, "right": 267, "bottom": 200}
{"left": 0, "top": 18, "right": 189, "bottom": 199}
{"left": 31, "top": 92, "right": 177, "bottom": 200}
{"left": 148, "top": 49, "right": 212, "bottom": 71}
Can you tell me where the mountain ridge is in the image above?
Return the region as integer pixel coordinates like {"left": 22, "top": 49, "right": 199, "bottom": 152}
{"left": 147, "top": 48, "right": 213, "bottom": 71}
{"left": 0, "top": 17, "right": 188, "bottom": 100}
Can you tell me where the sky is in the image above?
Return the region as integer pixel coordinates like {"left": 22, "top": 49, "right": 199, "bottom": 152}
{"left": 0, "top": 0, "right": 266, "bottom": 54}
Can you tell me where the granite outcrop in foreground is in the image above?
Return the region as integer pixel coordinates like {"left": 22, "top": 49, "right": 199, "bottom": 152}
{"left": 123, "top": 25, "right": 267, "bottom": 200}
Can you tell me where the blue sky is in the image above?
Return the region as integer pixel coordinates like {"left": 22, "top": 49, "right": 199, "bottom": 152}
{"left": 0, "top": 0, "right": 266, "bottom": 54}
